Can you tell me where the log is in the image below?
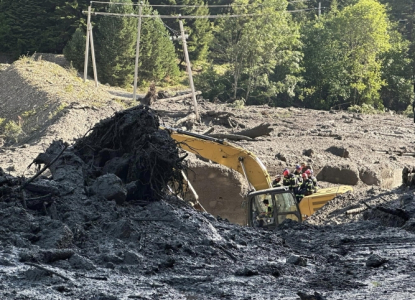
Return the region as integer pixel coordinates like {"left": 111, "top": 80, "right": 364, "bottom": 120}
{"left": 234, "top": 123, "right": 273, "bottom": 139}
{"left": 175, "top": 113, "right": 196, "bottom": 127}
{"left": 201, "top": 127, "right": 214, "bottom": 135}
{"left": 208, "top": 133, "right": 254, "bottom": 141}
{"left": 157, "top": 91, "right": 202, "bottom": 102}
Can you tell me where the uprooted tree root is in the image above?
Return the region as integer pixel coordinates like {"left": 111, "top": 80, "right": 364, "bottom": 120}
{"left": 74, "top": 105, "right": 187, "bottom": 201}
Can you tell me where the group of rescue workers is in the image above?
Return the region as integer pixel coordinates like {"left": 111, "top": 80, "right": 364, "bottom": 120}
{"left": 272, "top": 162, "right": 318, "bottom": 202}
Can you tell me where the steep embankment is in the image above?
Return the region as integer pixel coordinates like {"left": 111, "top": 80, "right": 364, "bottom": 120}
{"left": 0, "top": 55, "right": 128, "bottom": 176}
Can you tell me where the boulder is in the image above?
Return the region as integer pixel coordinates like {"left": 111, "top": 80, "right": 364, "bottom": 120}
{"left": 303, "top": 149, "right": 314, "bottom": 157}
{"left": 286, "top": 255, "right": 307, "bottom": 266}
{"left": 359, "top": 163, "right": 401, "bottom": 188}
{"left": 69, "top": 254, "right": 96, "bottom": 270}
{"left": 317, "top": 165, "right": 359, "bottom": 185}
{"left": 91, "top": 174, "right": 127, "bottom": 204}
{"left": 366, "top": 254, "right": 387, "bottom": 268}
{"left": 326, "top": 146, "right": 350, "bottom": 158}
{"left": 359, "top": 167, "right": 380, "bottom": 185}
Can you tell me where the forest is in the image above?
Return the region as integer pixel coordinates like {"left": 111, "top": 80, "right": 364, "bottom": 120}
{"left": 0, "top": 0, "right": 413, "bottom": 112}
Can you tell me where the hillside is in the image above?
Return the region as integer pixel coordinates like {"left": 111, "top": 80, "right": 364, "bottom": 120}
{"left": 0, "top": 56, "right": 415, "bottom": 300}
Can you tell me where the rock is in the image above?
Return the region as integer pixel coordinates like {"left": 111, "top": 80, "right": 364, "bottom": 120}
{"left": 317, "top": 165, "right": 359, "bottom": 185}
{"left": 90, "top": 174, "right": 127, "bottom": 204}
{"left": 36, "top": 221, "right": 73, "bottom": 249}
{"left": 303, "top": 149, "right": 314, "bottom": 157}
{"left": 286, "top": 255, "right": 307, "bottom": 266}
{"left": 359, "top": 167, "right": 380, "bottom": 186}
{"left": 326, "top": 146, "right": 350, "bottom": 158}
{"left": 102, "top": 156, "right": 130, "bottom": 180}
{"left": 275, "top": 153, "right": 287, "bottom": 162}
{"left": 234, "top": 267, "right": 259, "bottom": 276}
{"left": 402, "top": 218, "right": 415, "bottom": 232}
{"left": 297, "top": 291, "right": 327, "bottom": 300}
{"left": 366, "top": 254, "right": 387, "bottom": 268}
{"left": 69, "top": 254, "right": 96, "bottom": 270}
{"left": 123, "top": 251, "right": 142, "bottom": 265}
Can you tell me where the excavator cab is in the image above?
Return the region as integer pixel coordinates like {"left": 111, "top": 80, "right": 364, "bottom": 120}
{"left": 247, "top": 187, "right": 301, "bottom": 229}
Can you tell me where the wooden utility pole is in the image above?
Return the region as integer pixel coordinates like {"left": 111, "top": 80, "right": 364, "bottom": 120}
{"left": 318, "top": 2, "right": 321, "bottom": 18}
{"left": 83, "top": 6, "right": 92, "bottom": 82}
{"left": 133, "top": 2, "right": 143, "bottom": 101}
{"left": 89, "top": 24, "right": 98, "bottom": 87}
{"left": 179, "top": 18, "right": 200, "bottom": 121}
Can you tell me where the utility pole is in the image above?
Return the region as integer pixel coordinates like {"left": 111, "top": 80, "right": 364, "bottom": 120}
{"left": 179, "top": 17, "right": 200, "bottom": 121}
{"left": 133, "top": 2, "right": 143, "bottom": 101}
{"left": 89, "top": 24, "right": 98, "bottom": 87}
{"left": 84, "top": 6, "right": 91, "bottom": 82}
{"left": 318, "top": 2, "right": 321, "bottom": 18}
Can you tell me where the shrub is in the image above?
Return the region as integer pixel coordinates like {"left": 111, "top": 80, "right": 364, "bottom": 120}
{"left": 402, "top": 103, "right": 414, "bottom": 118}
{"left": 4, "top": 120, "right": 23, "bottom": 142}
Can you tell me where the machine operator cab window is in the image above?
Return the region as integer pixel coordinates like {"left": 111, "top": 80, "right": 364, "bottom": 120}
{"left": 248, "top": 187, "right": 301, "bottom": 229}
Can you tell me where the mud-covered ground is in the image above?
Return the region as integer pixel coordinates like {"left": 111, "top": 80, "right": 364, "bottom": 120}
{"left": 1, "top": 56, "right": 415, "bottom": 299}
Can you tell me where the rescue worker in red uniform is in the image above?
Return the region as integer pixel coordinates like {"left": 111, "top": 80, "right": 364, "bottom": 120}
{"left": 283, "top": 168, "right": 299, "bottom": 193}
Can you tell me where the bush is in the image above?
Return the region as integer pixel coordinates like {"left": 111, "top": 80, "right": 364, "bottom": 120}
{"left": 4, "top": 120, "right": 23, "bottom": 143}
{"left": 402, "top": 103, "right": 414, "bottom": 118}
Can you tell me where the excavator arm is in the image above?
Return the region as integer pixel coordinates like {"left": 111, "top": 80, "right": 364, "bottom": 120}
{"left": 163, "top": 127, "right": 272, "bottom": 191}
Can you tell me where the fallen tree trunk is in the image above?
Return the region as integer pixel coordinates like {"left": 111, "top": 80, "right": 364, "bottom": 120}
{"left": 157, "top": 91, "right": 202, "bottom": 103}
{"left": 234, "top": 123, "right": 273, "bottom": 139}
{"left": 175, "top": 113, "right": 196, "bottom": 127}
{"left": 208, "top": 133, "right": 254, "bottom": 141}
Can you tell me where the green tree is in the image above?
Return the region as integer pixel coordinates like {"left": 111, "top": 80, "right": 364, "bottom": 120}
{"left": 147, "top": 0, "right": 212, "bottom": 62}
{"left": 204, "top": 0, "right": 301, "bottom": 104}
{"left": 63, "top": 27, "right": 86, "bottom": 71}
{"left": 301, "top": 0, "right": 391, "bottom": 109}
{"left": 380, "top": 28, "right": 414, "bottom": 111}
{"left": 136, "top": 6, "right": 180, "bottom": 84}
{"left": 94, "top": 0, "right": 137, "bottom": 87}
{"left": 0, "top": 0, "right": 87, "bottom": 57}
{"left": 93, "top": 1, "right": 179, "bottom": 87}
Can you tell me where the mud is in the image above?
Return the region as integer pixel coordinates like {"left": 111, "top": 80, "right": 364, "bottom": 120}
{"left": 0, "top": 106, "right": 415, "bottom": 299}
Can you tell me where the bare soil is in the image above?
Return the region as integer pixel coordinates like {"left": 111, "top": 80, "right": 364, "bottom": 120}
{"left": 0, "top": 55, "right": 415, "bottom": 300}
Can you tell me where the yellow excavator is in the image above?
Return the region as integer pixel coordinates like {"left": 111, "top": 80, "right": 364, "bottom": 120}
{"left": 164, "top": 127, "right": 353, "bottom": 228}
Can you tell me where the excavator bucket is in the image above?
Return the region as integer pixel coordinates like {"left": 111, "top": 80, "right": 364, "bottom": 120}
{"left": 298, "top": 186, "right": 353, "bottom": 220}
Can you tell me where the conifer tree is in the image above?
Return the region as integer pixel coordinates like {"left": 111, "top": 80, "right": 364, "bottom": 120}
{"left": 63, "top": 28, "right": 86, "bottom": 71}
{"left": 94, "top": 0, "right": 137, "bottom": 87}
{"left": 137, "top": 5, "right": 180, "bottom": 84}
{"left": 147, "top": 0, "right": 212, "bottom": 62}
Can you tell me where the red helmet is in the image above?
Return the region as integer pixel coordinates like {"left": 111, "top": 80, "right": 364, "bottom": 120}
{"left": 305, "top": 169, "right": 311, "bottom": 175}
{"left": 283, "top": 169, "right": 290, "bottom": 176}
{"left": 302, "top": 173, "right": 308, "bottom": 179}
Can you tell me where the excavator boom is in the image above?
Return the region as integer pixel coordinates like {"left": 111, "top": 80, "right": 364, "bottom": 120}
{"left": 165, "top": 127, "right": 272, "bottom": 190}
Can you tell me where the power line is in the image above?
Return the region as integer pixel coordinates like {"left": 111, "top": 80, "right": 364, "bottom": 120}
{"left": 90, "top": 1, "right": 263, "bottom": 8}
{"left": 88, "top": 11, "right": 260, "bottom": 18}
{"left": 87, "top": 8, "right": 318, "bottom": 19}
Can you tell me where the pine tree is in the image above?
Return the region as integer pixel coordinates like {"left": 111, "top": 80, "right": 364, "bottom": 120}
{"left": 63, "top": 27, "right": 86, "bottom": 71}
{"left": 94, "top": 0, "right": 137, "bottom": 87}
{"left": 147, "top": 0, "right": 212, "bottom": 62}
{"left": 137, "top": 6, "right": 180, "bottom": 84}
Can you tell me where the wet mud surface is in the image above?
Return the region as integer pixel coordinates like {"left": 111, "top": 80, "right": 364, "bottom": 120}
{"left": 0, "top": 106, "right": 415, "bottom": 300}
